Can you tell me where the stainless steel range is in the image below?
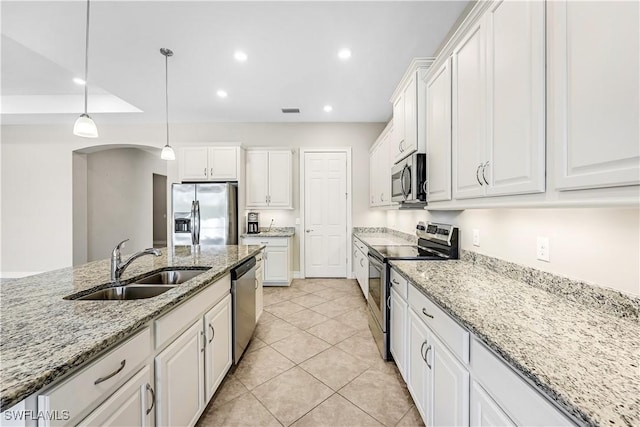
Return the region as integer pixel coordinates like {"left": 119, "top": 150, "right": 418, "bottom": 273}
{"left": 367, "top": 222, "right": 459, "bottom": 360}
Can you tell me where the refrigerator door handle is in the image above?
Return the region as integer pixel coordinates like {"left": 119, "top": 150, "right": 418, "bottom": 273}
{"left": 190, "top": 201, "right": 196, "bottom": 245}
{"left": 194, "top": 200, "right": 201, "bottom": 244}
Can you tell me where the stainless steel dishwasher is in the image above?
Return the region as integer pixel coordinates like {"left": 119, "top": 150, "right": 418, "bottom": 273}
{"left": 231, "top": 256, "right": 257, "bottom": 364}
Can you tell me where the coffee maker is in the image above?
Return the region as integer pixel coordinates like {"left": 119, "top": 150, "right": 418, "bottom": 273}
{"left": 247, "top": 212, "right": 260, "bottom": 234}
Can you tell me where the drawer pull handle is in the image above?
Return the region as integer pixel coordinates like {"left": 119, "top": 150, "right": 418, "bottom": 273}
{"left": 391, "top": 278, "right": 400, "bottom": 285}
{"left": 360, "top": 258, "right": 364, "bottom": 267}
{"left": 420, "top": 341, "right": 428, "bottom": 361}
{"left": 425, "top": 345, "right": 432, "bottom": 369}
{"left": 94, "top": 360, "right": 126, "bottom": 385}
{"left": 208, "top": 323, "right": 215, "bottom": 343}
{"left": 422, "top": 308, "right": 434, "bottom": 319}
{"left": 386, "top": 295, "right": 391, "bottom": 310}
{"left": 146, "top": 383, "right": 156, "bottom": 415}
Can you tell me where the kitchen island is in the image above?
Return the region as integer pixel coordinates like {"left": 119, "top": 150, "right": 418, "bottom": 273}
{"left": 0, "top": 244, "right": 262, "bottom": 413}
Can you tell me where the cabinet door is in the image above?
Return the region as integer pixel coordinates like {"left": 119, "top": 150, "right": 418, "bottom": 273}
{"left": 204, "top": 294, "right": 232, "bottom": 402}
{"left": 268, "top": 151, "right": 292, "bottom": 207}
{"left": 376, "top": 141, "right": 388, "bottom": 205}
{"left": 470, "top": 381, "right": 515, "bottom": 427}
{"left": 390, "top": 288, "right": 407, "bottom": 381}
{"left": 426, "top": 58, "right": 453, "bottom": 202}
{"left": 393, "top": 95, "right": 405, "bottom": 160}
{"left": 263, "top": 246, "right": 288, "bottom": 283}
{"left": 407, "top": 309, "right": 431, "bottom": 426}
{"left": 369, "top": 150, "right": 377, "bottom": 207}
{"left": 255, "top": 253, "right": 264, "bottom": 320}
{"left": 246, "top": 151, "right": 269, "bottom": 207}
{"left": 432, "top": 334, "right": 470, "bottom": 427}
{"left": 354, "top": 248, "right": 368, "bottom": 298}
{"left": 180, "top": 147, "right": 209, "bottom": 181}
{"left": 155, "top": 321, "right": 204, "bottom": 427}
{"left": 452, "top": 21, "right": 486, "bottom": 200}
{"left": 550, "top": 1, "right": 639, "bottom": 190}
{"left": 402, "top": 74, "right": 418, "bottom": 157}
{"left": 208, "top": 147, "right": 238, "bottom": 181}
{"left": 485, "top": 0, "right": 545, "bottom": 197}
{"left": 79, "top": 366, "right": 153, "bottom": 427}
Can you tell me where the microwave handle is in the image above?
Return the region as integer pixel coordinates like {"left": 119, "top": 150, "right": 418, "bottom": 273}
{"left": 400, "top": 164, "right": 410, "bottom": 200}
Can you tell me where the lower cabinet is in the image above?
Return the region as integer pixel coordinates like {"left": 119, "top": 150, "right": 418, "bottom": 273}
{"left": 389, "top": 287, "right": 407, "bottom": 380}
{"left": 241, "top": 237, "right": 292, "bottom": 285}
{"left": 155, "top": 320, "right": 205, "bottom": 427}
{"left": 353, "top": 237, "right": 369, "bottom": 298}
{"left": 255, "top": 251, "right": 264, "bottom": 320}
{"left": 79, "top": 366, "right": 154, "bottom": 427}
{"left": 470, "top": 381, "right": 515, "bottom": 427}
{"left": 407, "top": 308, "right": 432, "bottom": 424}
{"left": 204, "top": 294, "right": 232, "bottom": 402}
{"left": 431, "top": 333, "right": 470, "bottom": 427}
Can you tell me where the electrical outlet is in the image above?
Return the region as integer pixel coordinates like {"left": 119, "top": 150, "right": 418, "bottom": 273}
{"left": 537, "top": 236, "right": 550, "bottom": 262}
{"left": 295, "top": 218, "right": 301, "bottom": 225}
{"left": 472, "top": 229, "right": 480, "bottom": 247}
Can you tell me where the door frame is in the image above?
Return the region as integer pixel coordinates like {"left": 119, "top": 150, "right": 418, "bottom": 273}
{"left": 299, "top": 148, "right": 352, "bottom": 279}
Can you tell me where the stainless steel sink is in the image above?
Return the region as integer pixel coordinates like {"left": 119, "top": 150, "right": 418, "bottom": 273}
{"left": 76, "top": 285, "right": 176, "bottom": 300}
{"left": 132, "top": 269, "right": 207, "bottom": 285}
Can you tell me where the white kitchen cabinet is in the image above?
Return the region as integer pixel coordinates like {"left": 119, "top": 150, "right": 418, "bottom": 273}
{"left": 180, "top": 147, "right": 239, "bottom": 182}
{"left": 470, "top": 381, "right": 515, "bottom": 427}
{"left": 241, "top": 237, "right": 292, "bottom": 285}
{"left": 352, "top": 237, "right": 368, "bottom": 298}
{"left": 390, "top": 60, "right": 431, "bottom": 163}
{"left": 79, "top": 366, "right": 154, "bottom": 427}
{"left": 549, "top": 0, "right": 639, "bottom": 191}
{"left": 204, "top": 294, "right": 232, "bottom": 402}
{"left": 255, "top": 251, "right": 264, "bottom": 320}
{"left": 389, "top": 287, "right": 407, "bottom": 381}
{"left": 407, "top": 308, "right": 432, "bottom": 424}
{"left": 369, "top": 121, "right": 394, "bottom": 207}
{"left": 155, "top": 320, "right": 205, "bottom": 427}
{"left": 245, "top": 150, "right": 292, "bottom": 209}
{"left": 453, "top": 0, "right": 545, "bottom": 200}
{"left": 431, "top": 333, "right": 470, "bottom": 427}
{"left": 425, "top": 58, "right": 452, "bottom": 202}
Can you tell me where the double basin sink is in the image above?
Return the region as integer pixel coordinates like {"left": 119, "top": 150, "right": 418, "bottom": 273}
{"left": 69, "top": 269, "right": 209, "bottom": 301}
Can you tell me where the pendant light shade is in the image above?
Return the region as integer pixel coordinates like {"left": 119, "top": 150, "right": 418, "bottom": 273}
{"left": 74, "top": 0, "right": 98, "bottom": 138}
{"left": 160, "top": 48, "right": 175, "bottom": 161}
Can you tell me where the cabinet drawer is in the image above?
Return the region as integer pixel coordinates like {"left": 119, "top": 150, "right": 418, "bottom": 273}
{"left": 38, "top": 327, "right": 151, "bottom": 426}
{"left": 242, "top": 237, "right": 288, "bottom": 247}
{"left": 389, "top": 268, "right": 408, "bottom": 300}
{"left": 155, "top": 274, "right": 230, "bottom": 350}
{"left": 470, "top": 339, "right": 574, "bottom": 426}
{"left": 408, "top": 284, "right": 469, "bottom": 364}
{"left": 353, "top": 237, "right": 367, "bottom": 254}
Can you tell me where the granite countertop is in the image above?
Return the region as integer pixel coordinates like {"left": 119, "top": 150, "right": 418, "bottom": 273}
{"left": 390, "top": 259, "right": 640, "bottom": 427}
{"left": 352, "top": 229, "right": 416, "bottom": 247}
{"left": 0, "top": 245, "right": 263, "bottom": 411}
{"left": 240, "top": 226, "right": 295, "bottom": 238}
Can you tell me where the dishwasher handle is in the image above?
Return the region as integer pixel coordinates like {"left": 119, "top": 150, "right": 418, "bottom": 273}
{"left": 232, "top": 257, "right": 257, "bottom": 280}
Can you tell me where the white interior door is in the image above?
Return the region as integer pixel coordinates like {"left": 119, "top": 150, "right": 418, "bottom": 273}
{"left": 304, "top": 151, "right": 347, "bottom": 278}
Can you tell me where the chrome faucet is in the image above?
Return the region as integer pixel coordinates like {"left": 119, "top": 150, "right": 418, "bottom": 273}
{"left": 111, "top": 239, "right": 161, "bottom": 283}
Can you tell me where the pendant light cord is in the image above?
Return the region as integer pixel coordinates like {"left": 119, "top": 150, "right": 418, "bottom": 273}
{"left": 83, "top": 0, "right": 90, "bottom": 115}
{"left": 165, "top": 52, "right": 169, "bottom": 147}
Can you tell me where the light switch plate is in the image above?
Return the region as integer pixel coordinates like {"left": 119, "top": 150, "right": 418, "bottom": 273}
{"left": 537, "top": 236, "right": 550, "bottom": 262}
{"left": 472, "top": 229, "right": 480, "bottom": 247}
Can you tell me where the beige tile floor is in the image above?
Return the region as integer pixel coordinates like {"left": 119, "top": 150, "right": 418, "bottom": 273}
{"left": 196, "top": 279, "right": 424, "bottom": 427}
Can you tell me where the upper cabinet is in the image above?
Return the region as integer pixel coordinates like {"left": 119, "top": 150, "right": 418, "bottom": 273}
{"left": 390, "top": 59, "right": 432, "bottom": 163}
{"left": 549, "top": 0, "right": 640, "bottom": 191}
{"left": 425, "top": 58, "right": 453, "bottom": 203}
{"left": 246, "top": 150, "right": 292, "bottom": 209}
{"left": 370, "top": 122, "right": 395, "bottom": 207}
{"left": 180, "top": 147, "right": 240, "bottom": 182}
{"left": 452, "top": 0, "right": 545, "bottom": 200}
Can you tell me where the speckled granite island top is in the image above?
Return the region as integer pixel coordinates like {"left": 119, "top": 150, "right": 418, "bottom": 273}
{"left": 0, "top": 245, "right": 262, "bottom": 411}
{"left": 390, "top": 259, "right": 639, "bottom": 427}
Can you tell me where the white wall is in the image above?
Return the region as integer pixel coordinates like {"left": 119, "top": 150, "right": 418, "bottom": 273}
{"left": 86, "top": 147, "right": 166, "bottom": 261}
{"left": 1, "top": 122, "right": 385, "bottom": 276}
{"left": 386, "top": 208, "right": 640, "bottom": 297}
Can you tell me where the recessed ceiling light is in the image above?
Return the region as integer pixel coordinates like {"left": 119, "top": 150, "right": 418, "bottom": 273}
{"left": 217, "top": 90, "right": 228, "bottom": 98}
{"left": 73, "top": 77, "right": 85, "bottom": 85}
{"left": 234, "top": 51, "right": 248, "bottom": 62}
{"left": 338, "top": 48, "right": 352, "bottom": 60}
{"left": 323, "top": 105, "right": 333, "bottom": 112}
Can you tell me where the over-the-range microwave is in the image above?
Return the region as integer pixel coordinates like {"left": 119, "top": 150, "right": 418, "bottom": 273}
{"left": 391, "top": 153, "right": 427, "bottom": 204}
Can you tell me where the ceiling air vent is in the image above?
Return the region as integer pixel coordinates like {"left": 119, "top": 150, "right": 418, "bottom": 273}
{"left": 281, "top": 108, "right": 300, "bottom": 114}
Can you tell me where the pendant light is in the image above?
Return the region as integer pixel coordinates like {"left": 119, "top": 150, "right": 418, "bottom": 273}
{"left": 73, "top": 0, "right": 98, "bottom": 138}
{"left": 160, "top": 48, "right": 175, "bottom": 161}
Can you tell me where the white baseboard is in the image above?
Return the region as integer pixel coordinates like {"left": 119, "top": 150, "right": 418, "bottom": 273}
{"left": 1, "top": 271, "right": 41, "bottom": 279}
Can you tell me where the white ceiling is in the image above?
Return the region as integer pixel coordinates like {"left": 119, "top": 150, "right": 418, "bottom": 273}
{"left": 1, "top": 1, "right": 468, "bottom": 125}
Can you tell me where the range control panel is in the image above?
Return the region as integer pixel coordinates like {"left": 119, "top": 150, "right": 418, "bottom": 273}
{"left": 416, "top": 221, "right": 456, "bottom": 245}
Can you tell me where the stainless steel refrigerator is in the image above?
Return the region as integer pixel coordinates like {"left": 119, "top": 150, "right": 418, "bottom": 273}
{"left": 172, "top": 183, "right": 238, "bottom": 246}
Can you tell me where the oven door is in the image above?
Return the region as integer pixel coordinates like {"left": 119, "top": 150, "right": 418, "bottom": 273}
{"left": 391, "top": 159, "right": 413, "bottom": 202}
{"left": 367, "top": 253, "right": 390, "bottom": 359}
